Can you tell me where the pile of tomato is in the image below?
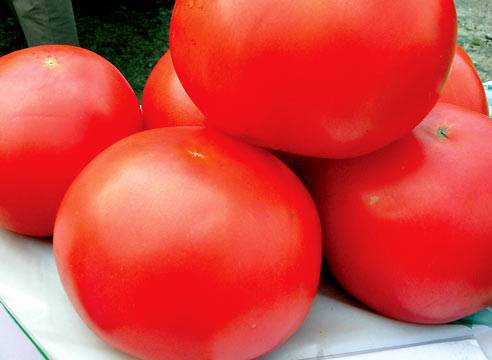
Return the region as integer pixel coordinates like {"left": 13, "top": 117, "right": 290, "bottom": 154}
{"left": 0, "top": 1, "right": 491, "bottom": 359}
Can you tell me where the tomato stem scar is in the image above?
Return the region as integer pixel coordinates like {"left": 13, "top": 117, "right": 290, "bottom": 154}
{"left": 43, "top": 56, "right": 59, "bottom": 69}
{"left": 437, "top": 126, "right": 449, "bottom": 139}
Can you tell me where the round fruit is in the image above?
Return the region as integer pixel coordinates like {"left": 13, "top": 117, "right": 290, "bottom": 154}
{"left": 170, "top": 0, "right": 457, "bottom": 158}
{"left": 142, "top": 51, "right": 204, "bottom": 128}
{"left": 0, "top": 45, "right": 142, "bottom": 236}
{"left": 309, "top": 103, "right": 492, "bottom": 324}
{"left": 54, "top": 127, "right": 321, "bottom": 360}
{"left": 440, "top": 46, "right": 489, "bottom": 115}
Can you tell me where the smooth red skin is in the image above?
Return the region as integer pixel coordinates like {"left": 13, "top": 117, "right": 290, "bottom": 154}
{"left": 170, "top": 0, "right": 457, "bottom": 158}
{"left": 54, "top": 127, "right": 321, "bottom": 360}
{"left": 440, "top": 46, "right": 489, "bottom": 115}
{"left": 309, "top": 103, "right": 492, "bottom": 324}
{"left": 0, "top": 45, "right": 143, "bottom": 236}
{"left": 142, "top": 51, "right": 204, "bottom": 129}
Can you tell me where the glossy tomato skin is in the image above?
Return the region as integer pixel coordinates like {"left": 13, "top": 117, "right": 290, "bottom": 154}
{"left": 309, "top": 103, "right": 492, "bottom": 323}
{"left": 0, "top": 45, "right": 143, "bottom": 236}
{"left": 170, "top": 0, "right": 457, "bottom": 158}
{"left": 440, "top": 46, "right": 489, "bottom": 115}
{"left": 54, "top": 127, "right": 321, "bottom": 360}
{"left": 142, "top": 51, "right": 204, "bottom": 128}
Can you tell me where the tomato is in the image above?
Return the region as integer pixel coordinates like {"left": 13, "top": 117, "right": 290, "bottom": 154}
{"left": 0, "top": 45, "right": 142, "bottom": 236}
{"left": 170, "top": 0, "right": 457, "bottom": 158}
{"left": 54, "top": 127, "right": 321, "bottom": 360}
{"left": 440, "top": 46, "right": 489, "bottom": 115}
{"left": 142, "top": 51, "right": 204, "bottom": 129}
{"left": 308, "top": 103, "right": 492, "bottom": 324}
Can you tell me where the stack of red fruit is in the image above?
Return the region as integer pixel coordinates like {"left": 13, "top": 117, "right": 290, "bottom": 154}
{"left": 0, "top": 1, "right": 490, "bottom": 359}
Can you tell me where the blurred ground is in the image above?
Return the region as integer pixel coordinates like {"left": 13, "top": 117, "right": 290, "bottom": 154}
{"left": 455, "top": 0, "right": 492, "bottom": 81}
{"left": 0, "top": 0, "right": 171, "bottom": 99}
{"left": 0, "top": 1, "right": 491, "bottom": 98}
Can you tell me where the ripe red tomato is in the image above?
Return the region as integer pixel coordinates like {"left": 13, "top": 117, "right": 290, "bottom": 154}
{"left": 0, "top": 45, "right": 143, "bottom": 236}
{"left": 54, "top": 127, "right": 321, "bottom": 360}
{"left": 308, "top": 103, "right": 492, "bottom": 324}
{"left": 170, "top": 0, "right": 457, "bottom": 158}
{"left": 440, "top": 46, "right": 489, "bottom": 115}
{"left": 142, "top": 51, "right": 204, "bottom": 128}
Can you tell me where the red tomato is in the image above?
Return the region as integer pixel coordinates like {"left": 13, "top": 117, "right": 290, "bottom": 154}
{"left": 308, "top": 103, "right": 492, "bottom": 324}
{"left": 170, "top": 0, "right": 457, "bottom": 158}
{"left": 0, "top": 45, "right": 143, "bottom": 236}
{"left": 440, "top": 46, "right": 489, "bottom": 115}
{"left": 54, "top": 127, "right": 321, "bottom": 360}
{"left": 142, "top": 51, "right": 204, "bottom": 129}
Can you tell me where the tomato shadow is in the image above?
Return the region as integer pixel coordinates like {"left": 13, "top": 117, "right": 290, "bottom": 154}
{"left": 0, "top": 227, "right": 52, "bottom": 246}
{"left": 319, "top": 257, "right": 374, "bottom": 313}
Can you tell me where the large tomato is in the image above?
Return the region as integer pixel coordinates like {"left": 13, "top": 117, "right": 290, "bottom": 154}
{"left": 308, "top": 103, "right": 492, "bottom": 324}
{"left": 54, "top": 127, "right": 321, "bottom": 360}
{"left": 0, "top": 45, "right": 143, "bottom": 236}
{"left": 170, "top": 0, "right": 457, "bottom": 158}
{"left": 440, "top": 46, "right": 489, "bottom": 115}
{"left": 142, "top": 51, "right": 204, "bottom": 128}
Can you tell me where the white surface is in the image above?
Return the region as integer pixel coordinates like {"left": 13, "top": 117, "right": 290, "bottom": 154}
{"left": 0, "top": 301, "right": 42, "bottom": 360}
{"left": 340, "top": 339, "right": 487, "bottom": 360}
{"left": 0, "top": 229, "right": 490, "bottom": 360}
{"left": 477, "top": 331, "right": 492, "bottom": 360}
{"left": 265, "top": 282, "right": 486, "bottom": 359}
{"left": 0, "top": 230, "right": 132, "bottom": 360}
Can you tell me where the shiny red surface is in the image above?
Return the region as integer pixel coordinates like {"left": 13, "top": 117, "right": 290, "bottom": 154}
{"left": 54, "top": 127, "right": 321, "bottom": 360}
{"left": 0, "top": 45, "right": 143, "bottom": 236}
{"left": 440, "top": 46, "right": 489, "bottom": 115}
{"left": 170, "top": 0, "right": 457, "bottom": 158}
{"left": 309, "top": 103, "right": 492, "bottom": 323}
{"left": 142, "top": 51, "right": 204, "bottom": 129}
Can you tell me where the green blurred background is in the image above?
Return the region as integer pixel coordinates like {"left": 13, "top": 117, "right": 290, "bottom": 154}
{"left": 0, "top": 0, "right": 490, "bottom": 100}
